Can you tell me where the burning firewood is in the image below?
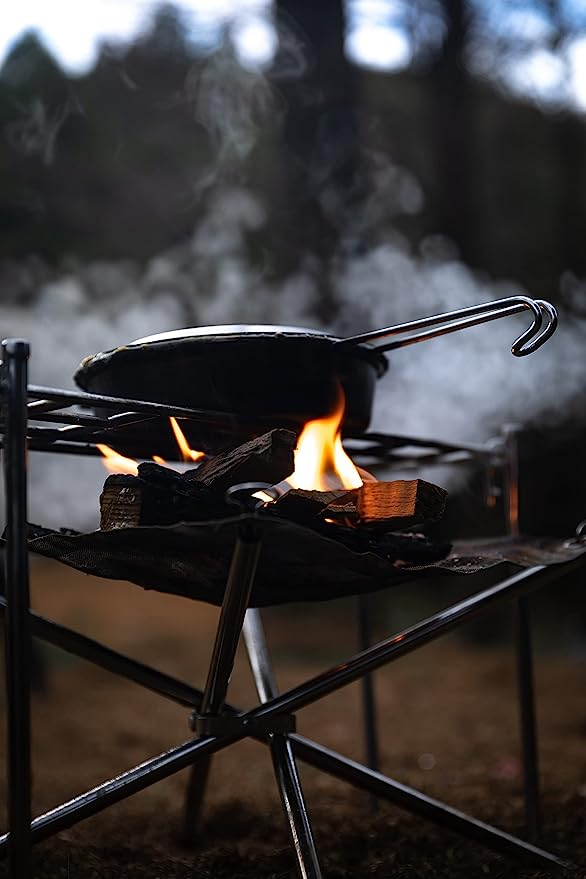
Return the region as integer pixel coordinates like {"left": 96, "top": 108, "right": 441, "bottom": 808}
{"left": 100, "top": 428, "right": 297, "bottom": 531}
{"left": 272, "top": 480, "right": 447, "bottom": 530}
{"left": 271, "top": 488, "right": 355, "bottom": 521}
{"left": 99, "top": 466, "right": 229, "bottom": 530}
{"left": 354, "top": 479, "right": 447, "bottom": 528}
{"left": 98, "top": 413, "right": 449, "bottom": 566}
{"left": 186, "top": 428, "right": 297, "bottom": 491}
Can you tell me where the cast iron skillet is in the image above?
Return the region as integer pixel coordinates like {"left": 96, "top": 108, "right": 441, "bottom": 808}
{"left": 74, "top": 296, "right": 557, "bottom": 452}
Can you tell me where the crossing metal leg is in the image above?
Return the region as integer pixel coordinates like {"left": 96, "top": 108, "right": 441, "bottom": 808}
{"left": 181, "top": 520, "right": 262, "bottom": 844}
{"left": 2, "top": 339, "right": 32, "bottom": 878}
{"left": 356, "top": 595, "right": 379, "bottom": 811}
{"left": 0, "top": 560, "right": 579, "bottom": 870}
{"left": 515, "top": 596, "right": 541, "bottom": 841}
{"left": 243, "top": 608, "right": 322, "bottom": 879}
{"left": 503, "top": 425, "right": 541, "bottom": 840}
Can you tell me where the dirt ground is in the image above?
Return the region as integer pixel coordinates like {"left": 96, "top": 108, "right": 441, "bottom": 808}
{"left": 1, "top": 558, "right": 585, "bottom": 878}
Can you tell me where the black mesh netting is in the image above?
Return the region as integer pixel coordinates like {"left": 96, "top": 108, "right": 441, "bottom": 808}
{"left": 4, "top": 516, "right": 584, "bottom": 607}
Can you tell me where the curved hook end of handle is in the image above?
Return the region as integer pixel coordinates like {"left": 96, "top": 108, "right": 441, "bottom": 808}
{"left": 511, "top": 300, "right": 558, "bottom": 357}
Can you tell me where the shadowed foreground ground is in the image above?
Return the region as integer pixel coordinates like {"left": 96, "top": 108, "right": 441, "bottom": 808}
{"left": 0, "top": 559, "right": 584, "bottom": 878}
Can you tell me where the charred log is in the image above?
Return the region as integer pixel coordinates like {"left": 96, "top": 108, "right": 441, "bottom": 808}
{"left": 99, "top": 433, "right": 449, "bottom": 565}
{"left": 272, "top": 488, "right": 354, "bottom": 521}
{"left": 100, "top": 465, "right": 228, "bottom": 531}
{"left": 184, "top": 428, "right": 297, "bottom": 491}
{"left": 100, "top": 429, "right": 297, "bottom": 530}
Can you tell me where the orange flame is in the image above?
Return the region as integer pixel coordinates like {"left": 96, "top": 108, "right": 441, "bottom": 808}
{"left": 99, "top": 398, "right": 364, "bottom": 498}
{"left": 287, "top": 389, "right": 363, "bottom": 491}
{"left": 98, "top": 418, "right": 204, "bottom": 474}
{"left": 97, "top": 444, "right": 140, "bottom": 476}
{"left": 169, "top": 417, "right": 205, "bottom": 463}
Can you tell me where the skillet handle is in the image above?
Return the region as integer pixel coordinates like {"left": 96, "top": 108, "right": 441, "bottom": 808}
{"left": 336, "top": 296, "right": 558, "bottom": 357}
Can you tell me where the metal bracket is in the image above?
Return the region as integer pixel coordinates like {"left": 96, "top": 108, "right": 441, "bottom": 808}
{"left": 193, "top": 712, "right": 296, "bottom": 737}
{"left": 564, "top": 519, "right": 586, "bottom": 548}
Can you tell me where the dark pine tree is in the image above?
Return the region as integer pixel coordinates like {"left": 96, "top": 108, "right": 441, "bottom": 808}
{"left": 272, "top": 0, "right": 359, "bottom": 320}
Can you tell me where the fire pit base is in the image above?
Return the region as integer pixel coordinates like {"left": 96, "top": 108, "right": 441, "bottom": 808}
{"left": 9, "top": 518, "right": 585, "bottom": 607}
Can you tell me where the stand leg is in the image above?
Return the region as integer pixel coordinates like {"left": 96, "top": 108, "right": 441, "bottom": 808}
{"left": 503, "top": 426, "right": 541, "bottom": 840}
{"left": 357, "top": 595, "right": 379, "bottom": 812}
{"left": 2, "top": 339, "right": 32, "bottom": 878}
{"left": 515, "top": 596, "right": 541, "bottom": 841}
{"left": 243, "top": 609, "right": 322, "bottom": 879}
{"left": 182, "top": 522, "right": 262, "bottom": 844}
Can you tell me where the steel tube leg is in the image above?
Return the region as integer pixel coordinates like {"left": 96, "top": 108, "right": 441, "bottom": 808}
{"left": 503, "top": 425, "right": 541, "bottom": 840}
{"left": 2, "top": 339, "right": 32, "bottom": 878}
{"left": 515, "top": 596, "right": 541, "bottom": 841}
{"left": 182, "top": 522, "right": 262, "bottom": 843}
{"left": 357, "top": 595, "right": 379, "bottom": 812}
{"left": 243, "top": 609, "right": 322, "bottom": 879}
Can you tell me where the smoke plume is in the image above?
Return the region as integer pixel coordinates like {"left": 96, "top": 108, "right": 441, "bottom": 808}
{"left": 1, "top": 210, "right": 584, "bottom": 529}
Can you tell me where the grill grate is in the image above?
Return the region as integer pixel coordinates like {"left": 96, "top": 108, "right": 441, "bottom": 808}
{"left": 1, "top": 381, "right": 510, "bottom": 475}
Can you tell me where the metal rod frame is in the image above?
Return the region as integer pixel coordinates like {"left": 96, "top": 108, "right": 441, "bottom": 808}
{"left": 503, "top": 425, "right": 542, "bottom": 841}
{"left": 0, "top": 345, "right": 581, "bottom": 874}
{"left": 0, "top": 554, "right": 582, "bottom": 868}
{"left": 243, "top": 609, "right": 323, "bottom": 879}
{"left": 1, "top": 340, "right": 33, "bottom": 878}
{"left": 182, "top": 520, "right": 263, "bottom": 843}
{"left": 2, "top": 377, "right": 510, "bottom": 471}
{"left": 356, "top": 595, "right": 380, "bottom": 812}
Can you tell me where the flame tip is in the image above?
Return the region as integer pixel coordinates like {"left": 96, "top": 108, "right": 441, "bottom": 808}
{"left": 170, "top": 417, "right": 205, "bottom": 462}
{"left": 286, "top": 388, "right": 363, "bottom": 492}
{"left": 98, "top": 418, "right": 204, "bottom": 474}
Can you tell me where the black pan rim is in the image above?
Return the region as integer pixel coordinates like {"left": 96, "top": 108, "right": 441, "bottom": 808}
{"left": 75, "top": 329, "right": 389, "bottom": 385}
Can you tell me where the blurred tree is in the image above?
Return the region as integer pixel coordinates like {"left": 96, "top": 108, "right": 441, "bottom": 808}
{"left": 427, "top": 0, "right": 476, "bottom": 264}
{"left": 538, "top": 0, "right": 586, "bottom": 278}
{"left": 120, "top": 2, "right": 195, "bottom": 89}
{"left": 464, "top": 0, "right": 586, "bottom": 281}
{"left": 400, "top": 0, "right": 586, "bottom": 291}
{"left": 0, "top": 0, "right": 585, "bottom": 307}
{"left": 0, "top": 32, "right": 80, "bottom": 257}
{"left": 272, "top": 0, "right": 359, "bottom": 319}
{"left": 0, "top": 31, "right": 68, "bottom": 103}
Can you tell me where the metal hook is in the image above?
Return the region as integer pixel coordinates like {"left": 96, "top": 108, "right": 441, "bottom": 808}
{"left": 338, "top": 296, "right": 558, "bottom": 357}
{"left": 512, "top": 300, "right": 558, "bottom": 357}
{"left": 563, "top": 519, "right": 586, "bottom": 549}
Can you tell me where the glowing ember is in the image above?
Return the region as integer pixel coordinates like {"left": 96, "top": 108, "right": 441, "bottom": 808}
{"left": 169, "top": 417, "right": 205, "bottom": 463}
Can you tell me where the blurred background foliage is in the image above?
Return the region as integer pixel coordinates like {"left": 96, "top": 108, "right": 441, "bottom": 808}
{"left": 0, "top": 0, "right": 584, "bottom": 643}
{"left": 0, "top": 1, "right": 585, "bottom": 537}
{"left": 0, "top": 0, "right": 585, "bottom": 311}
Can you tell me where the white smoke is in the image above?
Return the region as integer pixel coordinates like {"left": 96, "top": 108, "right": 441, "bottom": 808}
{"left": 0, "top": 267, "right": 187, "bottom": 531}
{"left": 1, "top": 190, "right": 584, "bottom": 530}
{"left": 331, "top": 241, "right": 586, "bottom": 443}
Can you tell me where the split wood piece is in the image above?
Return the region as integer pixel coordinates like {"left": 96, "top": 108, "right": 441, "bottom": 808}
{"left": 99, "top": 464, "right": 228, "bottom": 531}
{"left": 100, "top": 475, "right": 142, "bottom": 530}
{"left": 99, "top": 429, "right": 297, "bottom": 530}
{"left": 355, "top": 479, "right": 447, "bottom": 529}
{"left": 273, "top": 479, "right": 447, "bottom": 531}
{"left": 184, "top": 428, "right": 297, "bottom": 492}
